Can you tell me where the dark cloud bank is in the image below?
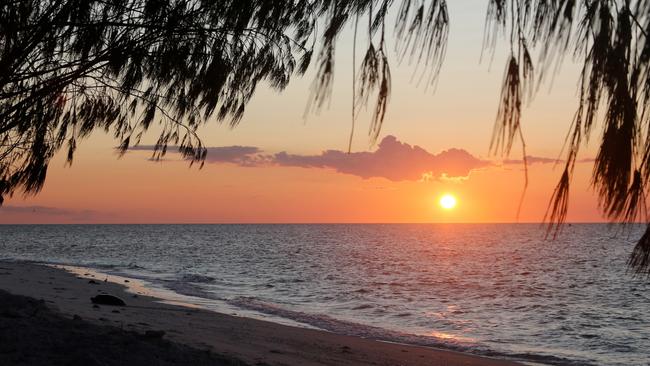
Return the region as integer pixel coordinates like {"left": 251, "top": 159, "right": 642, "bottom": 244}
{"left": 131, "top": 136, "right": 581, "bottom": 182}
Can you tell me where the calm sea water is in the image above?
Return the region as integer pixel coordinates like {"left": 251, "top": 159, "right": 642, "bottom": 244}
{"left": 0, "top": 224, "right": 648, "bottom": 365}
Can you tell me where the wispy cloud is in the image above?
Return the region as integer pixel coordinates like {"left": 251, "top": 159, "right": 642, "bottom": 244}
{"left": 129, "top": 145, "right": 264, "bottom": 165}
{"left": 130, "top": 136, "right": 491, "bottom": 182}
{"left": 503, "top": 155, "right": 562, "bottom": 165}
{"left": 502, "top": 155, "right": 597, "bottom": 166}
{"left": 0, "top": 205, "right": 98, "bottom": 220}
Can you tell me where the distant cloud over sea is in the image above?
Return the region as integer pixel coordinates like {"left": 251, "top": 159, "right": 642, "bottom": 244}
{"left": 0, "top": 205, "right": 99, "bottom": 220}
{"left": 129, "top": 136, "right": 594, "bottom": 182}
{"left": 502, "top": 156, "right": 562, "bottom": 165}
{"left": 272, "top": 136, "right": 490, "bottom": 181}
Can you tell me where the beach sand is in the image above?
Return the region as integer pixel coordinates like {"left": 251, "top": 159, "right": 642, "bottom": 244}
{"left": 0, "top": 261, "right": 522, "bottom": 366}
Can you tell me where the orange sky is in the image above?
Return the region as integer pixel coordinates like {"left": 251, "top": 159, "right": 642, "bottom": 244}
{"left": 0, "top": 137, "right": 603, "bottom": 224}
{"left": 0, "top": 1, "right": 607, "bottom": 224}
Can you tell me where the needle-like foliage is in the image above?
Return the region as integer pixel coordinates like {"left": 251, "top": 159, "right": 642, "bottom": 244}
{"left": 2, "top": 1, "right": 650, "bottom": 274}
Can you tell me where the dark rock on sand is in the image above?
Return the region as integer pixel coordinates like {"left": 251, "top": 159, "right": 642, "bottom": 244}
{"left": 88, "top": 280, "right": 99, "bottom": 285}
{"left": 91, "top": 294, "right": 126, "bottom": 306}
{"left": 144, "top": 330, "right": 166, "bottom": 339}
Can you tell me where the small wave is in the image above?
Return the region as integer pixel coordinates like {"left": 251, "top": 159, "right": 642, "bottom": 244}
{"left": 126, "top": 262, "right": 145, "bottom": 270}
{"left": 86, "top": 263, "right": 123, "bottom": 270}
{"left": 226, "top": 297, "right": 588, "bottom": 366}
{"left": 179, "top": 273, "right": 216, "bottom": 283}
{"left": 227, "top": 296, "right": 473, "bottom": 350}
{"left": 62, "top": 261, "right": 146, "bottom": 271}
{"left": 162, "top": 279, "right": 219, "bottom": 300}
{"left": 8, "top": 259, "right": 148, "bottom": 273}
{"left": 489, "top": 351, "right": 595, "bottom": 366}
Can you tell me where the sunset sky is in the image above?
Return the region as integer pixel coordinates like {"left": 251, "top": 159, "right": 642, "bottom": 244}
{"left": 0, "top": 1, "right": 604, "bottom": 224}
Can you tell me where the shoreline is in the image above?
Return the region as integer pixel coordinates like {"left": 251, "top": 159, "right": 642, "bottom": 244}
{"left": 0, "top": 261, "right": 524, "bottom": 366}
{"left": 58, "top": 263, "right": 324, "bottom": 331}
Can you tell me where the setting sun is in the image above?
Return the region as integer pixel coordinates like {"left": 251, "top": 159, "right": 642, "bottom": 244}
{"left": 439, "top": 194, "right": 457, "bottom": 210}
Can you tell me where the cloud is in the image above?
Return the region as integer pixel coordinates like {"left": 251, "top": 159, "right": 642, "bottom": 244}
{"left": 272, "top": 136, "right": 489, "bottom": 181}
{"left": 0, "top": 205, "right": 98, "bottom": 218}
{"left": 130, "top": 136, "right": 490, "bottom": 182}
{"left": 129, "top": 145, "right": 264, "bottom": 165}
{"left": 503, "top": 155, "right": 562, "bottom": 165}
{"left": 502, "top": 155, "right": 597, "bottom": 166}
{"left": 438, "top": 173, "right": 472, "bottom": 183}
{"left": 198, "top": 146, "right": 271, "bottom": 166}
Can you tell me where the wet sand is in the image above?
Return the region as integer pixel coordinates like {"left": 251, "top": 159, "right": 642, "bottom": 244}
{"left": 0, "top": 261, "right": 522, "bottom": 366}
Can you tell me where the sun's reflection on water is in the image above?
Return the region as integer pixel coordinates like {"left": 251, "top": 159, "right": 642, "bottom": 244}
{"left": 424, "top": 330, "right": 475, "bottom": 343}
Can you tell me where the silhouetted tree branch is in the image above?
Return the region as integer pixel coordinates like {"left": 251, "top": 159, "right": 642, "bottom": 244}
{"left": 2, "top": 0, "right": 650, "bottom": 274}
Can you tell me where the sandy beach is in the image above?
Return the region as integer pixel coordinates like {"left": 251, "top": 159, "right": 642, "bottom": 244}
{"left": 0, "top": 261, "right": 523, "bottom": 366}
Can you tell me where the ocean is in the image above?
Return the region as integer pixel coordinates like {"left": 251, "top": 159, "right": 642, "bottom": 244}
{"left": 0, "top": 224, "right": 648, "bottom": 365}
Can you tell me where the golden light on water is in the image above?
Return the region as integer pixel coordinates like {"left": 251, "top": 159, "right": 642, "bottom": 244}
{"left": 425, "top": 330, "right": 475, "bottom": 343}
{"left": 439, "top": 194, "right": 457, "bottom": 210}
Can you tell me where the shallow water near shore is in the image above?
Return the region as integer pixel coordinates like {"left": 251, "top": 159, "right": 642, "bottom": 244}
{"left": 1, "top": 223, "right": 648, "bottom": 365}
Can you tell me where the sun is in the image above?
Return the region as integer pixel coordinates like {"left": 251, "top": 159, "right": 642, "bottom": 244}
{"left": 439, "top": 194, "right": 457, "bottom": 210}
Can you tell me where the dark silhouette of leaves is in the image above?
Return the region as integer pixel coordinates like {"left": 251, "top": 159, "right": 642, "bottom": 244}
{"left": 2, "top": 1, "right": 650, "bottom": 273}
